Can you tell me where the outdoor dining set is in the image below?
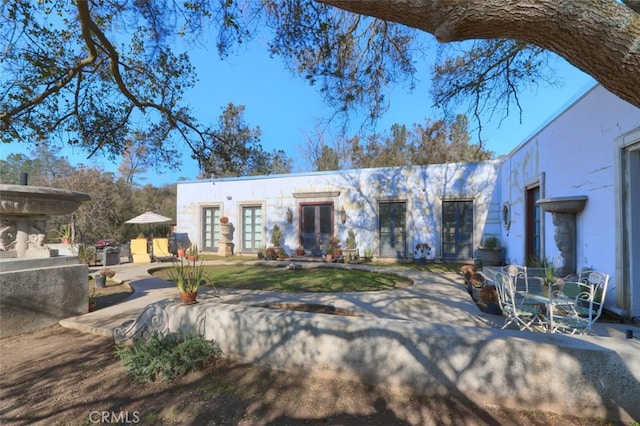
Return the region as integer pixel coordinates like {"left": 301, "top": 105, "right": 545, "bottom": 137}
{"left": 485, "top": 265, "right": 610, "bottom": 335}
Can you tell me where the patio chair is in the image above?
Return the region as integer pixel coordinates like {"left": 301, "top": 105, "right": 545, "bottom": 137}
{"left": 130, "top": 237, "right": 151, "bottom": 264}
{"left": 152, "top": 238, "right": 173, "bottom": 262}
{"left": 549, "top": 271, "right": 610, "bottom": 334}
{"left": 502, "top": 264, "right": 529, "bottom": 294}
{"left": 494, "top": 272, "right": 545, "bottom": 331}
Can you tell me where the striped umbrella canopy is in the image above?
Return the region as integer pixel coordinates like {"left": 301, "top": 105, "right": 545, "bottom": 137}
{"left": 125, "top": 211, "right": 173, "bottom": 224}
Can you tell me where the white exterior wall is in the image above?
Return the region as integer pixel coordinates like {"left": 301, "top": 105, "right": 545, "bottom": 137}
{"left": 176, "top": 83, "right": 640, "bottom": 318}
{"left": 177, "top": 161, "right": 501, "bottom": 259}
{"left": 500, "top": 84, "right": 640, "bottom": 316}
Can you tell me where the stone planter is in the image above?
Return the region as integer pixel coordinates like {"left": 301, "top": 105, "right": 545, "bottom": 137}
{"left": 476, "top": 247, "right": 503, "bottom": 266}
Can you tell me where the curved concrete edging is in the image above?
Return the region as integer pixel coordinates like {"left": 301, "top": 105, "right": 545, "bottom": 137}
{"left": 155, "top": 299, "right": 640, "bottom": 422}
{"left": 63, "top": 260, "right": 640, "bottom": 421}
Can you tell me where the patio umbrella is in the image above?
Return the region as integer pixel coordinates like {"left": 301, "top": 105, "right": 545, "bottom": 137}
{"left": 125, "top": 211, "right": 173, "bottom": 225}
{"left": 125, "top": 211, "right": 174, "bottom": 237}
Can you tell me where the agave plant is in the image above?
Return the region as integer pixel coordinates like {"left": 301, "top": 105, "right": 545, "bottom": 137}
{"left": 168, "top": 258, "right": 206, "bottom": 294}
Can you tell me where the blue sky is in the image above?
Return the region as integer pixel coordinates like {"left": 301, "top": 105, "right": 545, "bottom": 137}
{"left": 2, "top": 34, "right": 595, "bottom": 186}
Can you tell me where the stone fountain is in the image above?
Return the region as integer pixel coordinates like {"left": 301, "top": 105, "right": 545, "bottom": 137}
{"left": 537, "top": 196, "right": 588, "bottom": 275}
{"left": 0, "top": 183, "right": 91, "bottom": 338}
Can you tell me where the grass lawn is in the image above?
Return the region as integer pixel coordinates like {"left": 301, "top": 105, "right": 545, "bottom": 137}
{"left": 152, "top": 264, "right": 412, "bottom": 292}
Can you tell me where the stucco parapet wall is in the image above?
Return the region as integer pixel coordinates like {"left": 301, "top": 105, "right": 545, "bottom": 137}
{"left": 177, "top": 159, "right": 502, "bottom": 185}
{"left": 127, "top": 299, "right": 640, "bottom": 422}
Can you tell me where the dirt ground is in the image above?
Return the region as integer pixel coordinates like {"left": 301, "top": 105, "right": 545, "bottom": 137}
{"left": 0, "top": 282, "right": 631, "bottom": 425}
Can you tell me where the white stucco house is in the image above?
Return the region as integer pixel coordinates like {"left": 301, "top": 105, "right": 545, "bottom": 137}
{"left": 176, "top": 83, "right": 640, "bottom": 319}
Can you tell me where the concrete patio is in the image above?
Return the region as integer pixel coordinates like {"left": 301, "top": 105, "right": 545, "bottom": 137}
{"left": 59, "top": 260, "right": 640, "bottom": 423}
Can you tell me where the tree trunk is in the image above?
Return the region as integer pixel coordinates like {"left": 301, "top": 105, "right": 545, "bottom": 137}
{"left": 318, "top": 0, "right": 640, "bottom": 108}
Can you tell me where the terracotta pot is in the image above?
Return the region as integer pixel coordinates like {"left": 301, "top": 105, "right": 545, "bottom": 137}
{"left": 180, "top": 291, "right": 198, "bottom": 304}
{"left": 187, "top": 255, "right": 199, "bottom": 262}
{"left": 325, "top": 253, "right": 333, "bottom": 262}
{"left": 177, "top": 248, "right": 186, "bottom": 258}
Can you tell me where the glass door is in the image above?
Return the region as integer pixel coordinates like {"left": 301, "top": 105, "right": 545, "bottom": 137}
{"left": 300, "top": 203, "right": 333, "bottom": 255}
{"left": 442, "top": 201, "right": 473, "bottom": 259}
{"left": 526, "top": 185, "right": 541, "bottom": 264}
{"left": 379, "top": 201, "right": 407, "bottom": 258}
{"left": 202, "top": 207, "right": 220, "bottom": 251}
{"left": 242, "top": 206, "right": 263, "bottom": 253}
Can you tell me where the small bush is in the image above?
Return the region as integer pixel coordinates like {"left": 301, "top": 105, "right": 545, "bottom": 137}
{"left": 116, "top": 329, "right": 222, "bottom": 383}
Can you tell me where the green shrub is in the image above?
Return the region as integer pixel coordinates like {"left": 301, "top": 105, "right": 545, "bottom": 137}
{"left": 116, "top": 329, "right": 222, "bottom": 383}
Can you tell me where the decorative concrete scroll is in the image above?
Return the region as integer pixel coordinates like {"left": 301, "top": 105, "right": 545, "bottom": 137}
{"left": 113, "top": 299, "right": 172, "bottom": 345}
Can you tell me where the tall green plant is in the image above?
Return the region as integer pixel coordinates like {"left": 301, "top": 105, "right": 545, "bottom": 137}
{"left": 167, "top": 259, "right": 206, "bottom": 293}
{"left": 271, "top": 224, "right": 282, "bottom": 247}
{"left": 346, "top": 229, "right": 357, "bottom": 249}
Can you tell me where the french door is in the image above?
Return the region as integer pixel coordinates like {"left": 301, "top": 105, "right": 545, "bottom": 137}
{"left": 525, "top": 185, "right": 541, "bottom": 264}
{"left": 242, "top": 206, "right": 263, "bottom": 253}
{"left": 379, "top": 201, "right": 407, "bottom": 258}
{"left": 300, "top": 203, "right": 333, "bottom": 255}
{"left": 202, "top": 207, "right": 220, "bottom": 251}
{"left": 442, "top": 201, "right": 473, "bottom": 259}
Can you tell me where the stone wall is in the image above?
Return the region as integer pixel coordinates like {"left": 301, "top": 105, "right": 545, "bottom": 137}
{"left": 122, "top": 300, "right": 640, "bottom": 423}
{"left": 0, "top": 257, "right": 88, "bottom": 338}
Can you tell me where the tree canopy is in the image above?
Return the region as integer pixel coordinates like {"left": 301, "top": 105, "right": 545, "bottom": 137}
{"left": 2, "top": 0, "right": 638, "bottom": 174}
{"left": 198, "top": 103, "right": 292, "bottom": 177}
{"left": 303, "top": 114, "right": 493, "bottom": 171}
{"left": 0, "top": 146, "right": 176, "bottom": 244}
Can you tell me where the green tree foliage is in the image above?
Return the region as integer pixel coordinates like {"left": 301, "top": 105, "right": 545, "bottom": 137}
{"left": 349, "top": 115, "right": 493, "bottom": 169}
{"left": 48, "top": 167, "right": 137, "bottom": 244}
{"left": 2, "top": 146, "right": 176, "bottom": 244}
{"left": 0, "top": 146, "right": 75, "bottom": 185}
{"left": 0, "top": 153, "right": 44, "bottom": 185}
{"left": 314, "top": 145, "right": 340, "bottom": 171}
{"left": 2, "top": 0, "right": 638, "bottom": 173}
{"left": 198, "top": 103, "right": 292, "bottom": 177}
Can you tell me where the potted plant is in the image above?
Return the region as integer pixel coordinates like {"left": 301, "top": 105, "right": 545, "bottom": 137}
{"left": 295, "top": 246, "right": 305, "bottom": 256}
{"left": 54, "top": 223, "right": 73, "bottom": 244}
{"left": 264, "top": 247, "right": 277, "bottom": 260}
{"left": 479, "top": 284, "right": 502, "bottom": 315}
{"left": 324, "top": 236, "right": 341, "bottom": 262}
{"left": 187, "top": 244, "right": 199, "bottom": 262}
{"left": 460, "top": 264, "right": 477, "bottom": 295}
{"left": 88, "top": 288, "right": 97, "bottom": 312}
{"left": 363, "top": 247, "right": 373, "bottom": 263}
{"left": 77, "top": 244, "right": 95, "bottom": 265}
{"left": 476, "top": 236, "right": 504, "bottom": 266}
{"left": 276, "top": 247, "right": 288, "bottom": 260}
{"left": 95, "top": 268, "right": 115, "bottom": 288}
{"left": 176, "top": 241, "right": 187, "bottom": 258}
{"left": 168, "top": 258, "right": 206, "bottom": 304}
{"left": 343, "top": 229, "right": 357, "bottom": 261}
{"left": 271, "top": 224, "right": 282, "bottom": 248}
{"left": 542, "top": 260, "right": 565, "bottom": 296}
{"left": 467, "top": 271, "right": 485, "bottom": 301}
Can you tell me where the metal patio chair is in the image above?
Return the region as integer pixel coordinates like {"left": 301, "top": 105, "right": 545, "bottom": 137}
{"left": 549, "top": 271, "right": 610, "bottom": 334}
{"left": 494, "top": 272, "right": 546, "bottom": 331}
